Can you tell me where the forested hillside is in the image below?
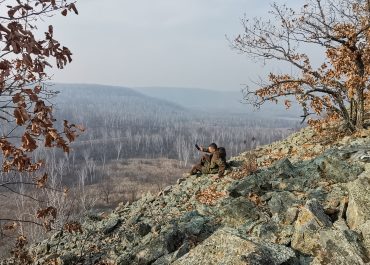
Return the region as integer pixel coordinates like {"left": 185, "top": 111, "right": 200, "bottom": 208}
{"left": 53, "top": 84, "right": 300, "bottom": 165}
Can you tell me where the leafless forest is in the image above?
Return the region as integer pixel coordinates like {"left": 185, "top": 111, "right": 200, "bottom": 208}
{"left": 0, "top": 84, "right": 301, "bottom": 256}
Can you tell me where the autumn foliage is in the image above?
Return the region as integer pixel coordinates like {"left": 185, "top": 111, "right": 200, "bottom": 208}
{"left": 233, "top": 0, "right": 370, "bottom": 132}
{"left": 0, "top": 0, "right": 81, "bottom": 231}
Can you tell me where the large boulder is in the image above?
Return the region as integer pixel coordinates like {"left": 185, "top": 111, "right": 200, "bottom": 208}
{"left": 291, "top": 199, "right": 332, "bottom": 255}
{"left": 227, "top": 173, "right": 272, "bottom": 198}
{"left": 172, "top": 227, "right": 296, "bottom": 265}
{"left": 358, "top": 221, "right": 370, "bottom": 256}
{"left": 267, "top": 191, "right": 301, "bottom": 221}
{"left": 347, "top": 173, "right": 370, "bottom": 229}
{"left": 273, "top": 158, "right": 297, "bottom": 179}
{"left": 312, "top": 154, "right": 364, "bottom": 183}
{"left": 135, "top": 237, "right": 169, "bottom": 265}
{"left": 311, "top": 228, "right": 369, "bottom": 265}
{"left": 217, "top": 197, "right": 258, "bottom": 227}
{"left": 101, "top": 215, "right": 121, "bottom": 234}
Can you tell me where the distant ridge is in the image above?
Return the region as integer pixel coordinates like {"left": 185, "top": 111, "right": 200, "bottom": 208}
{"left": 134, "top": 86, "right": 301, "bottom": 119}
{"left": 53, "top": 83, "right": 186, "bottom": 112}
{"left": 49, "top": 83, "right": 301, "bottom": 120}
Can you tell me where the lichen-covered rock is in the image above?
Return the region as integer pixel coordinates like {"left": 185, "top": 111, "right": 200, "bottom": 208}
{"left": 217, "top": 197, "right": 258, "bottom": 227}
{"left": 285, "top": 207, "right": 299, "bottom": 225}
{"left": 291, "top": 199, "right": 332, "bottom": 255}
{"left": 268, "top": 191, "right": 300, "bottom": 221}
{"left": 136, "top": 222, "right": 152, "bottom": 237}
{"left": 358, "top": 221, "right": 370, "bottom": 255}
{"left": 347, "top": 173, "right": 370, "bottom": 229}
{"left": 227, "top": 173, "right": 271, "bottom": 198}
{"left": 172, "top": 228, "right": 296, "bottom": 265}
{"left": 101, "top": 215, "right": 121, "bottom": 234}
{"left": 135, "top": 237, "right": 169, "bottom": 265}
{"left": 57, "top": 253, "right": 79, "bottom": 265}
{"left": 311, "top": 228, "right": 369, "bottom": 265}
{"left": 313, "top": 155, "right": 364, "bottom": 183}
{"left": 273, "top": 157, "right": 296, "bottom": 178}
{"left": 117, "top": 253, "right": 134, "bottom": 265}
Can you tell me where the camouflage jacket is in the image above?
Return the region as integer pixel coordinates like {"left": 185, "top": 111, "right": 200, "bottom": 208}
{"left": 202, "top": 148, "right": 227, "bottom": 177}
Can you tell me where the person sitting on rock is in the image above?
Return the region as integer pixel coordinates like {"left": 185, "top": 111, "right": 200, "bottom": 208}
{"left": 189, "top": 143, "right": 227, "bottom": 178}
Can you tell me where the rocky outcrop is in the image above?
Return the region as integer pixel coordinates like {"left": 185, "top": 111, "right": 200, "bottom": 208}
{"left": 347, "top": 170, "right": 370, "bottom": 229}
{"left": 3, "top": 128, "right": 370, "bottom": 265}
{"left": 291, "top": 199, "right": 332, "bottom": 255}
{"left": 173, "top": 227, "right": 296, "bottom": 265}
{"left": 312, "top": 228, "right": 369, "bottom": 265}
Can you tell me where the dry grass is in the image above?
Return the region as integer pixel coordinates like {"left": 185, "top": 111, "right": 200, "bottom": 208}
{"left": 90, "top": 158, "right": 186, "bottom": 209}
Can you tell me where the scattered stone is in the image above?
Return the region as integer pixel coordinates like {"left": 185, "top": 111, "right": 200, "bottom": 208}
{"left": 163, "top": 185, "right": 173, "bottom": 195}
{"left": 273, "top": 157, "right": 296, "bottom": 178}
{"left": 57, "top": 253, "right": 79, "bottom": 265}
{"left": 285, "top": 207, "right": 299, "bottom": 225}
{"left": 102, "top": 216, "right": 121, "bottom": 234}
{"left": 137, "top": 222, "right": 151, "bottom": 237}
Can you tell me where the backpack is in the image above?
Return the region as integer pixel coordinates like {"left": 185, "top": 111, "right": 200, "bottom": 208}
{"left": 218, "top": 147, "right": 227, "bottom": 160}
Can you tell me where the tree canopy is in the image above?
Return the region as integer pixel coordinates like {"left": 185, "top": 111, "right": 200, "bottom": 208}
{"left": 233, "top": 0, "right": 370, "bottom": 132}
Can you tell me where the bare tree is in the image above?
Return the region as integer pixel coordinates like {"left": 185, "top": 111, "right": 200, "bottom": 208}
{"left": 115, "top": 141, "right": 123, "bottom": 161}
{"left": 232, "top": 0, "right": 370, "bottom": 131}
{"left": 98, "top": 169, "right": 114, "bottom": 205}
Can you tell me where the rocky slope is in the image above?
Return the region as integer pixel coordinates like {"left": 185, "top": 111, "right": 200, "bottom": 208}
{"left": 4, "top": 127, "right": 370, "bottom": 265}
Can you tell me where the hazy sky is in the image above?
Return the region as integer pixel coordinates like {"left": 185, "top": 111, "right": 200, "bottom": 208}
{"left": 48, "top": 0, "right": 305, "bottom": 91}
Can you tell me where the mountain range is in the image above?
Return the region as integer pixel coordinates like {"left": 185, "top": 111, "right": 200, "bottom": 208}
{"left": 53, "top": 83, "right": 302, "bottom": 120}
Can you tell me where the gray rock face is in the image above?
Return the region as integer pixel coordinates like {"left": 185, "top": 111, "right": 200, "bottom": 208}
{"left": 57, "top": 253, "right": 79, "bottom": 265}
{"left": 227, "top": 172, "right": 272, "bottom": 198}
{"left": 172, "top": 228, "right": 296, "bottom": 265}
{"left": 313, "top": 155, "right": 364, "bottom": 183}
{"left": 273, "top": 157, "right": 297, "bottom": 179}
{"left": 358, "top": 221, "right": 370, "bottom": 256}
{"left": 291, "top": 199, "right": 332, "bottom": 255}
{"left": 218, "top": 197, "right": 258, "bottom": 227}
{"left": 268, "top": 191, "right": 300, "bottom": 219}
{"left": 347, "top": 173, "right": 370, "bottom": 229}
{"left": 312, "top": 228, "right": 370, "bottom": 265}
